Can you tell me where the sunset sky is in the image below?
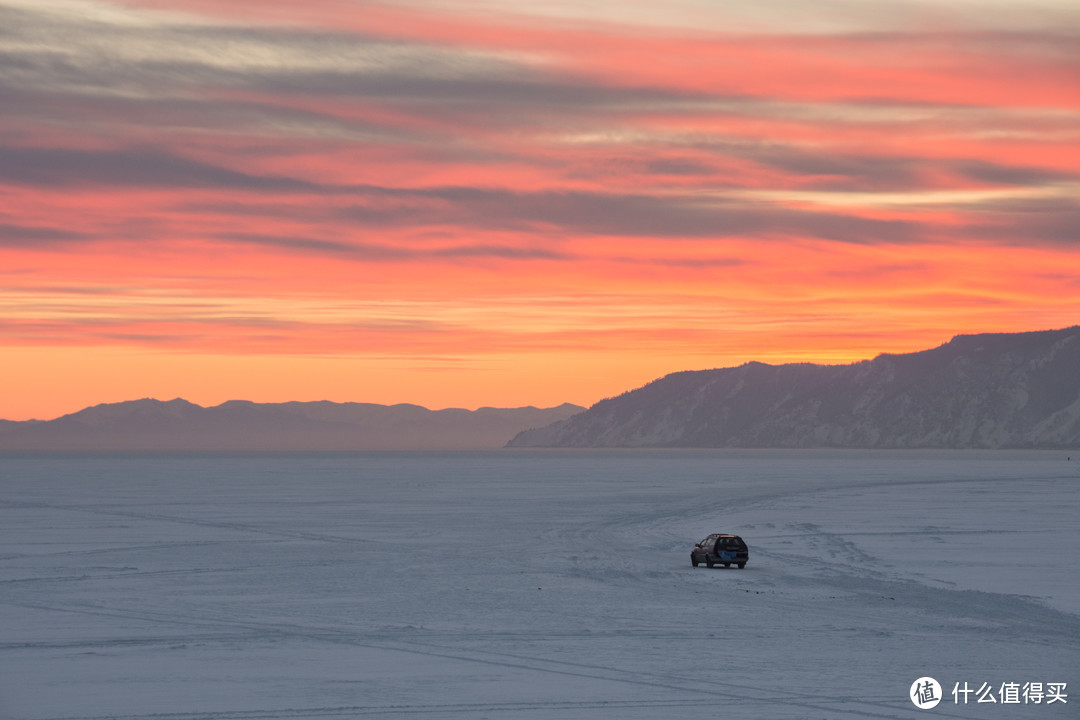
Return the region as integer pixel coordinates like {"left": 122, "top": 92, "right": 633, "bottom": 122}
{"left": 2, "top": 0, "right": 1079, "bottom": 420}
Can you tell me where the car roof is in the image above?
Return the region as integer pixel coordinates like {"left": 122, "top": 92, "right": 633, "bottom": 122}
{"left": 707, "top": 533, "right": 741, "bottom": 538}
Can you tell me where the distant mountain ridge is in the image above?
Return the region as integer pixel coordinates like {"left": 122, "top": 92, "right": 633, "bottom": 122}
{"left": 509, "top": 327, "right": 1080, "bottom": 449}
{"left": 0, "top": 399, "right": 584, "bottom": 451}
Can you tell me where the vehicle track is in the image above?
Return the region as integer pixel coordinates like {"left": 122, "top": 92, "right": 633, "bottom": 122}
{"left": 31, "top": 698, "right": 735, "bottom": 720}
{"left": 3, "top": 598, "right": 968, "bottom": 720}
{"left": 0, "top": 500, "right": 384, "bottom": 547}
{"left": 4, "top": 452, "right": 1074, "bottom": 720}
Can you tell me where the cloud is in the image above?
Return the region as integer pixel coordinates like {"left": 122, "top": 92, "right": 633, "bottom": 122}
{"left": 0, "top": 1, "right": 691, "bottom": 115}
{"left": 953, "top": 160, "right": 1080, "bottom": 188}
{"left": 3, "top": 141, "right": 1068, "bottom": 256}
{"left": 0, "top": 146, "right": 321, "bottom": 190}
{"left": 2, "top": 0, "right": 1078, "bottom": 392}
{"left": 0, "top": 223, "right": 92, "bottom": 245}
{"left": 217, "top": 232, "right": 574, "bottom": 261}
{"left": 744, "top": 147, "right": 924, "bottom": 191}
{"left": 966, "top": 202, "right": 1080, "bottom": 246}
{"left": 181, "top": 182, "right": 927, "bottom": 246}
{"left": 641, "top": 159, "right": 717, "bottom": 177}
{"left": 731, "top": 149, "right": 1080, "bottom": 192}
{"left": 340, "top": 186, "right": 923, "bottom": 243}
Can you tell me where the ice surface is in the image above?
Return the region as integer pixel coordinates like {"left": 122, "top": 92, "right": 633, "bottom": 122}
{"left": 1, "top": 450, "right": 1077, "bottom": 719}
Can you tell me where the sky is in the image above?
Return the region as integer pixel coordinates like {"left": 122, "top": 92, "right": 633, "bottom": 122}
{"left": 2, "top": 0, "right": 1079, "bottom": 421}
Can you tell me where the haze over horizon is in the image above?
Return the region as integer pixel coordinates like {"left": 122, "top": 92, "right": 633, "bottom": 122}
{"left": 2, "top": 0, "right": 1078, "bottom": 421}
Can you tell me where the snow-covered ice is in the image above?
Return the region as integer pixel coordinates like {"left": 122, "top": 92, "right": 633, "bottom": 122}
{"left": 1, "top": 450, "right": 1077, "bottom": 719}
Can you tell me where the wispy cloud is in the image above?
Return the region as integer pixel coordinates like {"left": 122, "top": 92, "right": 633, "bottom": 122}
{"left": 1, "top": 0, "right": 1078, "bottom": 418}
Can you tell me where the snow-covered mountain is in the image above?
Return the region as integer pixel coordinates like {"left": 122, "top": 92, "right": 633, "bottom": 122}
{"left": 509, "top": 326, "right": 1080, "bottom": 449}
{"left": 0, "top": 399, "right": 584, "bottom": 451}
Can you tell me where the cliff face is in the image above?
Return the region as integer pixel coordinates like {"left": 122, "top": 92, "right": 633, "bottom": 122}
{"left": 509, "top": 327, "right": 1080, "bottom": 449}
{"left": 0, "top": 400, "right": 584, "bottom": 451}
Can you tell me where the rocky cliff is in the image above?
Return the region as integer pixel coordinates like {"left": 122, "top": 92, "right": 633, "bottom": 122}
{"left": 509, "top": 327, "right": 1080, "bottom": 449}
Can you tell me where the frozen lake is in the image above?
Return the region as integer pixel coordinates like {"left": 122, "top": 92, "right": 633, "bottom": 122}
{"left": 1, "top": 450, "right": 1077, "bottom": 719}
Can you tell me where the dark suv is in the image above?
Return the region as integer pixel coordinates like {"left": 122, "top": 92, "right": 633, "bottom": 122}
{"left": 691, "top": 534, "right": 749, "bottom": 569}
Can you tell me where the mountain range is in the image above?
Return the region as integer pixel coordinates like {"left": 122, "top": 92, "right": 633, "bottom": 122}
{"left": 0, "top": 399, "right": 583, "bottom": 451}
{"left": 509, "top": 326, "right": 1080, "bottom": 449}
{"left": 6, "top": 327, "right": 1078, "bottom": 452}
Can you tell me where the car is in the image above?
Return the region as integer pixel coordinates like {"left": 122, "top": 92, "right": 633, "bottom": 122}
{"left": 691, "top": 534, "right": 749, "bottom": 569}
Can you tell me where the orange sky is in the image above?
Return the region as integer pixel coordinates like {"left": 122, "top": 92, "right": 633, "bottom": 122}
{"left": 2, "top": 0, "right": 1079, "bottom": 420}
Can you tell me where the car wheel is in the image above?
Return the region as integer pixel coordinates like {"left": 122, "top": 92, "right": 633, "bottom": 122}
{"left": 706, "top": 558, "right": 714, "bottom": 568}
{"left": 691, "top": 557, "right": 699, "bottom": 567}
{"left": 737, "top": 563, "right": 745, "bottom": 569}
{"left": 723, "top": 563, "right": 731, "bottom": 568}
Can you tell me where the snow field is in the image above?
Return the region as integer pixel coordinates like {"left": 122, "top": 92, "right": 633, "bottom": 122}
{"left": 1, "top": 450, "right": 1077, "bottom": 719}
